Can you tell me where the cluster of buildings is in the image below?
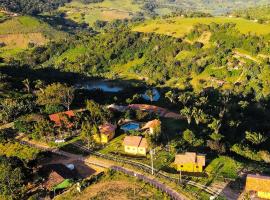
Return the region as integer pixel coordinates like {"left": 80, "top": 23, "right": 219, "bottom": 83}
{"left": 48, "top": 111, "right": 270, "bottom": 199}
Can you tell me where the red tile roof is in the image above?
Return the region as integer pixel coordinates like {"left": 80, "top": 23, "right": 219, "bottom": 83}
{"left": 44, "top": 171, "right": 65, "bottom": 190}
{"left": 99, "top": 123, "right": 117, "bottom": 135}
{"left": 123, "top": 136, "right": 148, "bottom": 148}
{"left": 141, "top": 119, "right": 161, "bottom": 130}
{"left": 128, "top": 104, "right": 182, "bottom": 119}
{"left": 49, "top": 110, "right": 75, "bottom": 127}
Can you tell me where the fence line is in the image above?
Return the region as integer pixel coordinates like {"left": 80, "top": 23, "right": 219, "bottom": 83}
{"left": 73, "top": 142, "right": 221, "bottom": 196}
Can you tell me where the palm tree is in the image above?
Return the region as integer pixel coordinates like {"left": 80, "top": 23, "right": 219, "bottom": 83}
{"left": 208, "top": 118, "right": 221, "bottom": 135}
{"left": 208, "top": 118, "right": 223, "bottom": 141}
{"left": 34, "top": 79, "right": 45, "bottom": 93}
{"left": 146, "top": 89, "right": 154, "bottom": 102}
{"left": 192, "top": 108, "right": 206, "bottom": 125}
{"left": 165, "top": 91, "right": 176, "bottom": 103}
{"left": 245, "top": 131, "right": 267, "bottom": 145}
{"left": 22, "top": 79, "right": 31, "bottom": 93}
{"left": 178, "top": 93, "right": 191, "bottom": 106}
{"left": 180, "top": 107, "right": 192, "bottom": 124}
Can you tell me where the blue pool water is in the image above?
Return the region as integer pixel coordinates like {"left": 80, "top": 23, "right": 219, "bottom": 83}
{"left": 120, "top": 122, "right": 140, "bottom": 132}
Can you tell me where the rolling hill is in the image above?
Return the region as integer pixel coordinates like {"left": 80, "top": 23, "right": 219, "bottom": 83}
{"left": 133, "top": 16, "right": 270, "bottom": 38}
{"left": 0, "top": 15, "right": 67, "bottom": 59}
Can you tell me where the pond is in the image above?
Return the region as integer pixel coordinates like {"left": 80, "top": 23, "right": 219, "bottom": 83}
{"left": 120, "top": 122, "right": 140, "bottom": 132}
{"left": 75, "top": 80, "right": 123, "bottom": 93}
{"left": 142, "top": 88, "right": 160, "bottom": 102}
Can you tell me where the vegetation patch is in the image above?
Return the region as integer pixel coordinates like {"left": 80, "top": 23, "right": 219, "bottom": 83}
{"left": 205, "top": 156, "right": 243, "bottom": 179}
{"left": 0, "top": 142, "right": 40, "bottom": 162}
{"left": 133, "top": 17, "right": 270, "bottom": 37}
{"left": 55, "top": 170, "right": 170, "bottom": 200}
{"left": 59, "top": 0, "right": 142, "bottom": 25}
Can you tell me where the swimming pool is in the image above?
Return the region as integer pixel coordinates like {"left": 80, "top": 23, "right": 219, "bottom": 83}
{"left": 120, "top": 122, "right": 140, "bottom": 132}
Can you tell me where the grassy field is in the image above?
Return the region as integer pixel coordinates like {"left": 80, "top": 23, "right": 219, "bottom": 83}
{"left": 59, "top": 0, "right": 142, "bottom": 25}
{"left": 133, "top": 17, "right": 270, "bottom": 37}
{"left": 55, "top": 170, "right": 170, "bottom": 200}
{"left": 0, "top": 16, "right": 66, "bottom": 58}
{"left": 205, "top": 156, "right": 243, "bottom": 179}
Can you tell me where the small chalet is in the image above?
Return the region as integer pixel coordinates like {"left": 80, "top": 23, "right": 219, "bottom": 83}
{"left": 174, "top": 152, "right": 206, "bottom": 173}
{"left": 123, "top": 136, "right": 148, "bottom": 156}
{"left": 246, "top": 174, "right": 270, "bottom": 199}
{"left": 98, "top": 123, "right": 117, "bottom": 143}
{"left": 49, "top": 110, "right": 75, "bottom": 128}
{"left": 141, "top": 119, "right": 161, "bottom": 134}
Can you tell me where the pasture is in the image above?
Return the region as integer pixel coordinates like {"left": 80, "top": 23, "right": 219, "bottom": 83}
{"left": 59, "top": 0, "right": 142, "bottom": 25}
{"left": 0, "top": 16, "right": 66, "bottom": 58}
{"left": 133, "top": 17, "right": 270, "bottom": 37}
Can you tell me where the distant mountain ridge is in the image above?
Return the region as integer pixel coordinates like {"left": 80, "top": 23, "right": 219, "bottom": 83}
{"left": 153, "top": 0, "right": 270, "bottom": 15}
{"left": 1, "top": 0, "right": 269, "bottom": 16}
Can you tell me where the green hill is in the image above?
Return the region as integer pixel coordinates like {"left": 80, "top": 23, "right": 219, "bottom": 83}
{"left": 133, "top": 16, "right": 270, "bottom": 38}
{"left": 233, "top": 5, "right": 270, "bottom": 22}
{"left": 0, "top": 15, "right": 67, "bottom": 59}
{"left": 58, "top": 0, "right": 143, "bottom": 25}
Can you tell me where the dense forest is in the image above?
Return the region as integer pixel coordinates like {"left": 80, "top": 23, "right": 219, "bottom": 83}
{"left": 0, "top": 0, "right": 70, "bottom": 15}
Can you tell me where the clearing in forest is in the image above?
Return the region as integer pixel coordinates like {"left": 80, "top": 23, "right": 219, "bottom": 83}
{"left": 59, "top": 0, "right": 142, "bottom": 25}
{"left": 133, "top": 17, "right": 270, "bottom": 37}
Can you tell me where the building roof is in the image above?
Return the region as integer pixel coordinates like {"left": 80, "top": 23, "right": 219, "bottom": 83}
{"left": 141, "top": 119, "right": 161, "bottom": 130}
{"left": 174, "top": 152, "right": 206, "bottom": 166}
{"left": 44, "top": 171, "right": 65, "bottom": 190}
{"left": 49, "top": 110, "right": 75, "bottom": 127}
{"left": 39, "top": 164, "right": 79, "bottom": 190}
{"left": 99, "top": 123, "right": 117, "bottom": 135}
{"left": 123, "top": 136, "right": 148, "bottom": 149}
{"left": 246, "top": 174, "right": 270, "bottom": 193}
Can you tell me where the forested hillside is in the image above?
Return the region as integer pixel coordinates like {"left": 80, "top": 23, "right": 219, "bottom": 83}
{"left": 1, "top": 0, "right": 269, "bottom": 16}
{"left": 233, "top": 5, "right": 270, "bottom": 22}
{"left": 0, "top": 0, "right": 70, "bottom": 15}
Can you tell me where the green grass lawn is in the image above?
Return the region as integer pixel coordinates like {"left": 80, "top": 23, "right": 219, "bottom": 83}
{"left": 98, "top": 134, "right": 126, "bottom": 154}
{"left": 205, "top": 156, "right": 243, "bottom": 179}
{"left": 133, "top": 17, "right": 270, "bottom": 37}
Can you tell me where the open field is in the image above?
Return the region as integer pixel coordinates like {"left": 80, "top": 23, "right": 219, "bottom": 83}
{"left": 59, "top": 0, "right": 142, "bottom": 25}
{"left": 0, "top": 33, "right": 48, "bottom": 49}
{"left": 55, "top": 171, "right": 169, "bottom": 200}
{"left": 0, "top": 16, "right": 66, "bottom": 58}
{"left": 133, "top": 17, "right": 270, "bottom": 37}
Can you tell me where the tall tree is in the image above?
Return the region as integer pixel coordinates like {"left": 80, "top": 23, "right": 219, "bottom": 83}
{"left": 81, "top": 121, "right": 93, "bottom": 149}
{"left": 145, "top": 89, "right": 154, "bottom": 102}
{"left": 165, "top": 90, "right": 176, "bottom": 103}
{"left": 36, "top": 83, "right": 74, "bottom": 110}
{"left": 178, "top": 93, "right": 191, "bottom": 106}
{"left": 22, "top": 79, "right": 31, "bottom": 93}
{"left": 180, "top": 107, "right": 192, "bottom": 124}
{"left": 0, "top": 157, "right": 25, "bottom": 200}
{"left": 245, "top": 131, "right": 267, "bottom": 145}
{"left": 208, "top": 118, "right": 223, "bottom": 141}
